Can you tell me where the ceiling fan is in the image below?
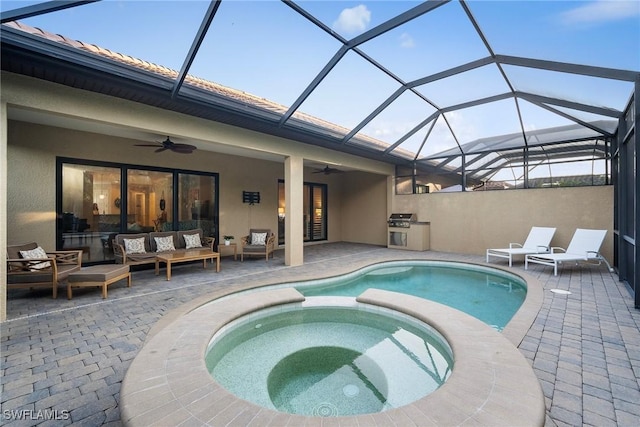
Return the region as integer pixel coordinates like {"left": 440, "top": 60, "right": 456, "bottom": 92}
{"left": 312, "top": 165, "right": 343, "bottom": 175}
{"left": 135, "top": 136, "right": 196, "bottom": 154}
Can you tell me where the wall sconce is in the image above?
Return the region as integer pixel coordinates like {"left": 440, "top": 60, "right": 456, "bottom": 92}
{"left": 278, "top": 207, "right": 285, "bottom": 219}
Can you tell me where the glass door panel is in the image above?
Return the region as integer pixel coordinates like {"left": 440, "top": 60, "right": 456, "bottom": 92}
{"left": 178, "top": 173, "right": 217, "bottom": 239}
{"left": 127, "top": 170, "right": 173, "bottom": 232}
{"left": 60, "top": 164, "right": 120, "bottom": 262}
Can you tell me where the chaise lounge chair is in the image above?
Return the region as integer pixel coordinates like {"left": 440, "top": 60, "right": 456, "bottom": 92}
{"left": 525, "top": 228, "right": 613, "bottom": 276}
{"left": 486, "top": 226, "right": 556, "bottom": 267}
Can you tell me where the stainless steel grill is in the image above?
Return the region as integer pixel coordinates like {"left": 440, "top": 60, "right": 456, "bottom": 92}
{"left": 387, "top": 213, "right": 429, "bottom": 251}
{"left": 387, "top": 213, "right": 417, "bottom": 228}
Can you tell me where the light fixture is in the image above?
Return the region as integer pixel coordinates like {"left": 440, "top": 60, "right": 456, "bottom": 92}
{"left": 278, "top": 207, "right": 285, "bottom": 219}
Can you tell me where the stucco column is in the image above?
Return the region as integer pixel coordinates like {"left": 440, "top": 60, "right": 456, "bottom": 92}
{"left": 1, "top": 101, "right": 8, "bottom": 321}
{"left": 284, "top": 156, "right": 303, "bottom": 266}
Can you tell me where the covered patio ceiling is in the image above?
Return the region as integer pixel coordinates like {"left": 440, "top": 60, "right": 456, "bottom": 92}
{"left": 1, "top": 0, "right": 639, "bottom": 175}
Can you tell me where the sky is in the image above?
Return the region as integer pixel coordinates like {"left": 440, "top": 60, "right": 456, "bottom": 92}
{"left": 2, "top": 0, "right": 639, "bottom": 166}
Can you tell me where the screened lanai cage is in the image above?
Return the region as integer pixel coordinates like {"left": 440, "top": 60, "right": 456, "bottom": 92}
{"left": 1, "top": 0, "right": 639, "bottom": 305}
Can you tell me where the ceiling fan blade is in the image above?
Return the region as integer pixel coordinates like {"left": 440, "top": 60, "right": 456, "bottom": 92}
{"left": 155, "top": 147, "right": 168, "bottom": 153}
{"left": 172, "top": 143, "right": 197, "bottom": 150}
{"left": 135, "top": 144, "right": 162, "bottom": 147}
{"left": 171, "top": 148, "right": 194, "bottom": 154}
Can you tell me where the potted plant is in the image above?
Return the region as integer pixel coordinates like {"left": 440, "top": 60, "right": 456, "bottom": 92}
{"left": 223, "top": 235, "right": 234, "bottom": 246}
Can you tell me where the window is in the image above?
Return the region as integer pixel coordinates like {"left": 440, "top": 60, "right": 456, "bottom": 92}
{"left": 58, "top": 158, "right": 218, "bottom": 264}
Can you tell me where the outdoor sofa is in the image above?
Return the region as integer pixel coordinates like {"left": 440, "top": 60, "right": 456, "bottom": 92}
{"left": 113, "top": 229, "right": 214, "bottom": 266}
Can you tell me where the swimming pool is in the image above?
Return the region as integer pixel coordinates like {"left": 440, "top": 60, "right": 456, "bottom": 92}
{"left": 121, "top": 259, "right": 545, "bottom": 426}
{"left": 293, "top": 261, "right": 526, "bottom": 331}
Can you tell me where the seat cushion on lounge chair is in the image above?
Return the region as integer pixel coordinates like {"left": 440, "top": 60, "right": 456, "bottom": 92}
{"left": 243, "top": 244, "right": 268, "bottom": 253}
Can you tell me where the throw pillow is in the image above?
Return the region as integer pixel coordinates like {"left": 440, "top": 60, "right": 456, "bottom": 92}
{"left": 251, "top": 232, "right": 267, "bottom": 246}
{"left": 154, "top": 236, "right": 176, "bottom": 252}
{"left": 19, "top": 246, "right": 51, "bottom": 270}
{"left": 183, "top": 233, "right": 203, "bottom": 249}
{"left": 123, "top": 237, "right": 146, "bottom": 254}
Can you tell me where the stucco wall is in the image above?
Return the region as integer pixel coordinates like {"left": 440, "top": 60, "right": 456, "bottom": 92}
{"left": 339, "top": 171, "right": 388, "bottom": 245}
{"left": 393, "top": 185, "right": 614, "bottom": 262}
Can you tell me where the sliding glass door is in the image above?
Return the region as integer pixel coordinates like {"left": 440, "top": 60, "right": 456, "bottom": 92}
{"left": 58, "top": 158, "right": 218, "bottom": 264}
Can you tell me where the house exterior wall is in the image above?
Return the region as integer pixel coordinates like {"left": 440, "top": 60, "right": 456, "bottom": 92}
{"left": 7, "top": 121, "right": 390, "bottom": 249}
{"left": 393, "top": 185, "right": 614, "bottom": 263}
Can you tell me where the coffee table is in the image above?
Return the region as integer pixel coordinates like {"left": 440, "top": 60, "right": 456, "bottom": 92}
{"left": 155, "top": 249, "right": 220, "bottom": 281}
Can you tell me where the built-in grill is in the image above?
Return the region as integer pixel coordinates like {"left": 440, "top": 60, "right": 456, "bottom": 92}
{"left": 387, "top": 213, "right": 417, "bottom": 228}
{"left": 387, "top": 213, "right": 430, "bottom": 251}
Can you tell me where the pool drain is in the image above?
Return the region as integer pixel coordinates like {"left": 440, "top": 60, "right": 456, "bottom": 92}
{"left": 312, "top": 402, "right": 338, "bottom": 417}
{"left": 343, "top": 384, "right": 360, "bottom": 397}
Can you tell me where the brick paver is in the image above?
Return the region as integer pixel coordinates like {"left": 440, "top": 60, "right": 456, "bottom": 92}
{"left": 1, "top": 243, "right": 639, "bottom": 426}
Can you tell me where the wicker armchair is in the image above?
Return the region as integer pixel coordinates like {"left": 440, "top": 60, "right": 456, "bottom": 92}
{"left": 240, "top": 229, "right": 275, "bottom": 261}
{"left": 6, "top": 242, "right": 82, "bottom": 299}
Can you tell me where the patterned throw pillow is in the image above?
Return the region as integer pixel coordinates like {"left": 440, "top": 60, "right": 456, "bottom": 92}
{"left": 183, "top": 233, "right": 202, "bottom": 249}
{"left": 123, "top": 237, "right": 146, "bottom": 254}
{"left": 19, "top": 246, "right": 51, "bottom": 270}
{"left": 154, "top": 236, "right": 176, "bottom": 252}
{"left": 251, "top": 232, "right": 267, "bottom": 246}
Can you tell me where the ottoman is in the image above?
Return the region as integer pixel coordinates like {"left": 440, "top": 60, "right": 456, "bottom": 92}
{"left": 67, "top": 264, "right": 131, "bottom": 299}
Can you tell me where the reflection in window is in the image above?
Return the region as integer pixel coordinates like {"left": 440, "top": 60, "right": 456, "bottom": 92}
{"left": 178, "top": 173, "right": 216, "bottom": 238}
{"left": 60, "top": 164, "right": 121, "bottom": 263}
{"left": 127, "top": 169, "right": 173, "bottom": 232}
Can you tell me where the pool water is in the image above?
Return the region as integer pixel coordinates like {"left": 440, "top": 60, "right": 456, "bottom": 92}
{"left": 297, "top": 262, "right": 526, "bottom": 331}
{"left": 206, "top": 306, "right": 453, "bottom": 416}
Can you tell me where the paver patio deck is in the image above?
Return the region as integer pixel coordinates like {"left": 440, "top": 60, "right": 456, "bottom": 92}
{"left": 1, "top": 243, "right": 639, "bottom": 426}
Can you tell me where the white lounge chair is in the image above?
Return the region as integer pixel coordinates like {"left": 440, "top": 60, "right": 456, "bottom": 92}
{"left": 486, "top": 226, "right": 556, "bottom": 267}
{"left": 525, "top": 228, "right": 613, "bottom": 276}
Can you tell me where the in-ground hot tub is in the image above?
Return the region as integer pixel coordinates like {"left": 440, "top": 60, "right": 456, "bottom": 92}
{"left": 205, "top": 301, "right": 453, "bottom": 416}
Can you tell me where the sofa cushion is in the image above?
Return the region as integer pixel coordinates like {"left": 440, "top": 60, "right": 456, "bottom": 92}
{"left": 154, "top": 235, "right": 176, "bottom": 252}
{"left": 183, "top": 233, "right": 202, "bottom": 249}
{"left": 115, "top": 233, "right": 150, "bottom": 253}
{"left": 149, "top": 231, "right": 178, "bottom": 252}
{"left": 177, "top": 229, "right": 204, "bottom": 249}
{"left": 123, "top": 237, "right": 146, "bottom": 254}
